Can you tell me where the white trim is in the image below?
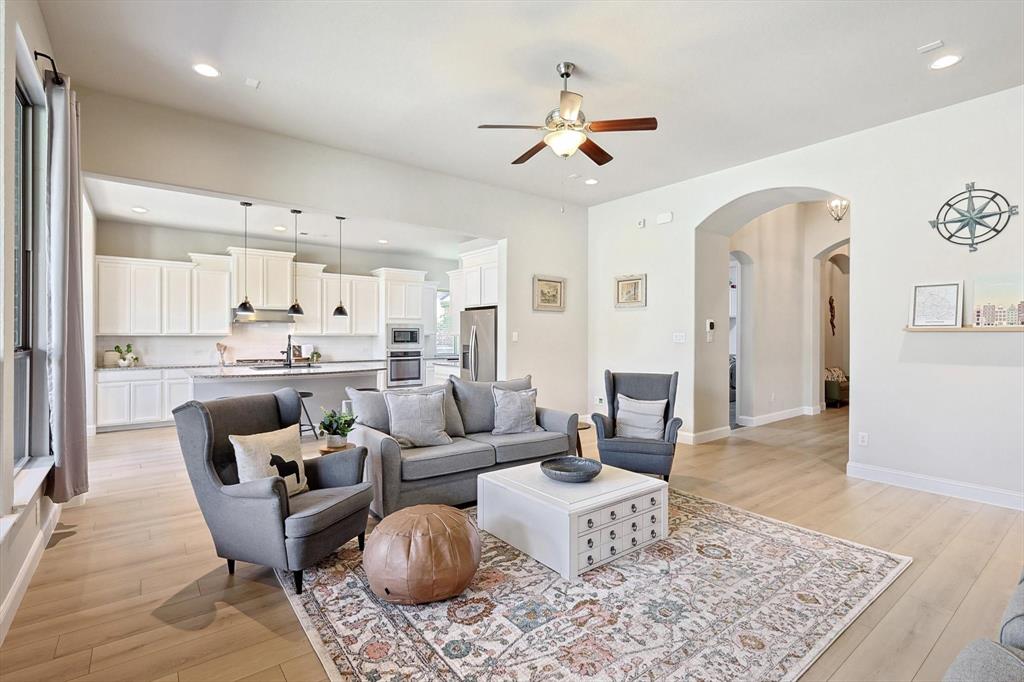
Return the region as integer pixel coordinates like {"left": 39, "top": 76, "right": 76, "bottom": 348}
{"left": 14, "top": 26, "right": 46, "bottom": 104}
{"left": 847, "top": 462, "right": 1023, "bottom": 511}
{"left": 0, "top": 499, "right": 60, "bottom": 644}
{"left": 735, "top": 405, "right": 818, "bottom": 427}
{"left": 87, "top": 425, "right": 97, "bottom": 436}
{"left": 678, "top": 426, "right": 733, "bottom": 445}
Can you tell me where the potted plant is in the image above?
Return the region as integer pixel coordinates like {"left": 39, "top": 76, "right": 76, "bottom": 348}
{"left": 319, "top": 408, "right": 356, "bottom": 448}
{"left": 114, "top": 343, "right": 137, "bottom": 367}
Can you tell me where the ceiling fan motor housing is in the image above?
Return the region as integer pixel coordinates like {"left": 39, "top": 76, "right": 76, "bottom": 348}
{"left": 545, "top": 108, "right": 586, "bottom": 132}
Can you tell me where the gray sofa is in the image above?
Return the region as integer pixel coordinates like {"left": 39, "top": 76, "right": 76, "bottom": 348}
{"left": 172, "top": 389, "right": 373, "bottom": 594}
{"left": 943, "top": 571, "right": 1024, "bottom": 681}
{"left": 349, "top": 377, "right": 578, "bottom": 518}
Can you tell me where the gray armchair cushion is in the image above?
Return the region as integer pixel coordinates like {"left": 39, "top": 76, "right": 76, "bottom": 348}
{"left": 465, "top": 430, "right": 568, "bottom": 463}
{"left": 285, "top": 482, "right": 374, "bottom": 538}
{"left": 1001, "top": 582, "right": 1024, "bottom": 649}
{"left": 304, "top": 447, "right": 367, "bottom": 490}
{"left": 943, "top": 639, "right": 1024, "bottom": 682}
{"left": 600, "top": 436, "right": 676, "bottom": 457}
{"left": 400, "top": 437, "right": 495, "bottom": 481}
{"left": 452, "top": 375, "right": 532, "bottom": 434}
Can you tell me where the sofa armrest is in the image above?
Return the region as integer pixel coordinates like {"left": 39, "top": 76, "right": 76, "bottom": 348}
{"left": 537, "top": 407, "right": 578, "bottom": 455}
{"left": 305, "top": 446, "right": 368, "bottom": 489}
{"left": 665, "top": 417, "right": 683, "bottom": 444}
{"left": 349, "top": 425, "right": 402, "bottom": 518}
{"left": 592, "top": 413, "right": 613, "bottom": 440}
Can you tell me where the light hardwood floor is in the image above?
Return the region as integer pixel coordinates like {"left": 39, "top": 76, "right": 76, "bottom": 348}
{"left": 1, "top": 408, "right": 1020, "bottom": 681}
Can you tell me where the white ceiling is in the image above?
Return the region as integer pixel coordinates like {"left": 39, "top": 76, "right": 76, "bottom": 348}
{"left": 83, "top": 176, "right": 477, "bottom": 259}
{"left": 43, "top": 1, "right": 1024, "bottom": 206}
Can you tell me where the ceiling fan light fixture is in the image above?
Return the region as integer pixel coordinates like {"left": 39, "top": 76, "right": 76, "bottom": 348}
{"left": 544, "top": 129, "right": 586, "bottom": 158}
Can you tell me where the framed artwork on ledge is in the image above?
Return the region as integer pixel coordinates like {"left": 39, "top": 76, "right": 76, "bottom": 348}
{"left": 533, "top": 275, "right": 566, "bottom": 312}
{"left": 972, "top": 273, "right": 1024, "bottom": 327}
{"left": 909, "top": 281, "right": 963, "bottom": 328}
{"left": 615, "top": 274, "right": 647, "bottom": 308}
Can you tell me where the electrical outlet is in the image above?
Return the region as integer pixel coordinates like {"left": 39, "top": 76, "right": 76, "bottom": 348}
{"left": 595, "top": 396, "right": 605, "bottom": 406}
{"left": 511, "top": 331, "right": 519, "bottom": 342}
{"left": 636, "top": 218, "right": 646, "bottom": 229}
{"left": 857, "top": 432, "right": 869, "bottom": 446}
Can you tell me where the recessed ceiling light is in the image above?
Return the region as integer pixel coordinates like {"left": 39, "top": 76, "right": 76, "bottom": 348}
{"left": 130, "top": 206, "right": 148, "bottom": 214}
{"left": 584, "top": 178, "right": 599, "bottom": 185}
{"left": 192, "top": 63, "right": 220, "bottom": 78}
{"left": 272, "top": 225, "right": 287, "bottom": 232}
{"left": 930, "top": 54, "right": 962, "bottom": 70}
{"left": 567, "top": 173, "right": 581, "bottom": 180}
{"left": 378, "top": 239, "right": 389, "bottom": 245}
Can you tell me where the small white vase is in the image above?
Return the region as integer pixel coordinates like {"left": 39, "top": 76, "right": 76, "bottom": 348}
{"left": 326, "top": 434, "right": 347, "bottom": 448}
{"left": 118, "top": 358, "right": 131, "bottom": 367}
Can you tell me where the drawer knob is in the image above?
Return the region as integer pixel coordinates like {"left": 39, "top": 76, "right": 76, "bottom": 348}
{"left": 631, "top": 503, "right": 638, "bottom": 513}
{"left": 610, "top": 546, "right": 617, "bottom": 555}
{"left": 631, "top": 522, "right": 639, "bottom": 532}
{"left": 610, "top": 511, "right": 617, "bottom": 520}
{"left": 650, "top": 514, "right": 657, "bottom": 524}
{"left": 587, "top": 519, "right": 594, "bottom": 529}
{"left": 650, "top": 529, "right": 657, "bottom": 539}
{"left": 650, "top": 496, "right": 656, "bottom": 506}
{"left": 587, "top": 555, "right": 594, "bottom": 566}
{"left": 609, "top": 530, "right": 616, "bottom": 540}
{"left": 587, "top": 538, "right": 593, "bottom": 549}
{"left": 632, "top": 537, "right": 638, "bottom": 547}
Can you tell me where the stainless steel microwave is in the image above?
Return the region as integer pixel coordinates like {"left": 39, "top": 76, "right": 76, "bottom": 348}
{"left": 386, "top": 324, "right": 423, "bottom": 350}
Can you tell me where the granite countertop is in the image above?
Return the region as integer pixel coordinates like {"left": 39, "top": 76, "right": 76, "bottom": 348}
{"left": 185, "top": 361, "right": 386, "bottom": 380}
{"left": 97, "top": 359, "right": 390, "bottom": 372}
{"left": 96, "top": 363, "right": 219, "bottom": 371}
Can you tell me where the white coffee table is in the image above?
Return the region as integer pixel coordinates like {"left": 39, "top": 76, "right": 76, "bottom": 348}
{"left": 477, "top": 462, "right": 668, "bottom": 580}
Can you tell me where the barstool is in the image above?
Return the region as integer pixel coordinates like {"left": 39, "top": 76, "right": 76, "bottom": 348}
{"left": 297, "top": 391, "right": 319, "bottom": 440}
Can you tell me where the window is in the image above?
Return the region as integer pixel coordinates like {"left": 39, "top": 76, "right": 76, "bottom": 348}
{"left": 13, "top": 83, "right": 34, "bottom": 469}
{"left": 435, "top": 290, "right": 455, "bottom": 356}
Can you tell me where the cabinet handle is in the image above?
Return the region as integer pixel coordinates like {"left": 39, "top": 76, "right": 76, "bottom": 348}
{"left": 610, "top": 546, "right": 617, "bottom": 555}
{"left": 587, "top": 538, "right": 593, "bottom": 549}
{"left": 650, "top": 514, "right": 657, "bottom": 525}
{"left": 609, "top": 530, "right": 616, "bottom": 540}
{"left": 650, "top": 529, "right": 657, "bottom": 539}
{"left": 631, "top": 522, "right": 639, "bottom": 532}
{"left": 632, "top": 537, "right": 638, "bottom": 547}
{"left": 631, "top": 503, "right": 638, "bottom": 513}
{"left": 587, "top": 518, "right": 594, "bottom": 529}
{"left": 610, "top": 510, "right": 617, "bottom": 520}
{"left": 587, "top": 555, "right": 594, "bottom": 566}
{"left": 650, "top": 496, "right": 657, "bottom": 506}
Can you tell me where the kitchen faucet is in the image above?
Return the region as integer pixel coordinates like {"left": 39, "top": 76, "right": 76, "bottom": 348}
{"left": 281, "top": 334, "right": 293, "bottom": 368}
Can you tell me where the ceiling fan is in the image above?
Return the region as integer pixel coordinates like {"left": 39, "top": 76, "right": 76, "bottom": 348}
{"left": 478, "top": 61, "right": 658, "bottom": 166}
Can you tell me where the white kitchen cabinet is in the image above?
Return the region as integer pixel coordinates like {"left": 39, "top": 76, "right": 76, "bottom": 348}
{"left": 294, "top": 274, "right": 326, "bottom": 335}
{"left": 130, "top": 263, "right": 163, "bottom": 335}
{"left": 351, "top": 277, "right": 380, "bottom": 335}
{"left": 163, "top": 379, "right": 193, "bottom": 421}
{"left": 96, "top": 382, "right": 131, "bottom": 426}
{"left": 481, "top": 263, "right": 499, "bottom": 305}
{"left": 161, "top": 264, "right": 193, "bottom": 334}
{"left": 422, "top": 283, "right": 438, "bottom": 335}
{"left": 464, "top": 265, "right": 482, "bottom": 307}
{"left": 96, "top": 369, "right": 194, "bottom": 428}
{"left": 321, "top": 275, "right": 352, "bottom": 335}
{"left": 96, "top": 259, "right": 132, "bottom": 335}
{"left": 227, "top": 247, "right": 294, "bottom": 310}
{"left": 264, "top": 256, "right": 293, "bottom": 309}
{"left": 385, "top": 281, "right": 424, "bottom": 320}
{"left": 130, "top": 381, "right": 164, "bottom": 423}
{"left": 191, "top": 255, "right": 233, "bottom": 336}
{"left": 448, "top": 270, "right": 465, "bottom": 317}
{"left": 385, "top": 281, "right": 407, "bottom": 320}
{"left": 404, "top": 283, "right": 423, "bottom": 320}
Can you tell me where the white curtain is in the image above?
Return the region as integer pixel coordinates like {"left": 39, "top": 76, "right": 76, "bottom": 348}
{"left": 44, "top": 72, "right": 88, "bottom": 503}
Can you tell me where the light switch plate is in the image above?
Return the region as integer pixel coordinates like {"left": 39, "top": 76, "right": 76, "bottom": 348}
{"left": 672, "top": 332, "right": 686, "bottom": 343}
{"left": 656, "top": 212, "right": 673, "bottom": 225}
{"left": 636, "top": 218, "right": 646, "bottom": 229}
{"left": 511, "top": 331, "right": 519, "bottom": 342}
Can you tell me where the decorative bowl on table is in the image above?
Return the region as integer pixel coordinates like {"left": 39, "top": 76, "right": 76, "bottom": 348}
{"left": 541, "top": 456, "right": 602, "bottom": 483}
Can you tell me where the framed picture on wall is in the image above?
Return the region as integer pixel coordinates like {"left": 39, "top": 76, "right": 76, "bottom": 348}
{"left": 615, "top": 274, "right": 647, "bottom": 308}
{"left": 909, "top": 281, "right": 963, "bottom": 328}
{"left": 532, "top": 275, "right": 566, "bottom": 312}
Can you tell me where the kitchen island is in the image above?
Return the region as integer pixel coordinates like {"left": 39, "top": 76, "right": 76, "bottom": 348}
{"left": 185, "top": 361, "right": 385, "bottom": 409}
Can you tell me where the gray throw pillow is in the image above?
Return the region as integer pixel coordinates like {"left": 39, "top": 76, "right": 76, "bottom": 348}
{"left": 383, "top": 389, "right": 453, "bottom": 448}
{"left": 616, "top": 394, "right": 667, "bottom": 439}
{"left": 393, "top": 382, "right": 465, "bottom": 437}
{"left": 492, "top": 386, "right": 542, "bottom": 435}
{"left": 346, "top": 387, "right": 389, "bottom": 433}
{"left": 451, "top": 375, "right": 532, "bottom": 434}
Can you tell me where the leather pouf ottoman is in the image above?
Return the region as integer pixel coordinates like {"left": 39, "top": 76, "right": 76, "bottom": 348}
{"left": 363, "top": 504, "right": 481, "bottom": 605}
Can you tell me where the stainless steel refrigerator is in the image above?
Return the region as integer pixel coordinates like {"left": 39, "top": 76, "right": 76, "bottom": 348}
{"left": 460, "top": 306, "right": 497, "bottom": 382}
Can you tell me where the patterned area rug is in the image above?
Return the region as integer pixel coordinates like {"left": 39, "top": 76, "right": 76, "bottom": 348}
{"left": 277, "top": 490, "right": 911, "bottom": 681}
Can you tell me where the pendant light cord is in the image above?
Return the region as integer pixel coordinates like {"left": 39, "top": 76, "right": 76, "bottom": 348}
{"left": 240, "top": 201, "right": 252, "bottom": 301}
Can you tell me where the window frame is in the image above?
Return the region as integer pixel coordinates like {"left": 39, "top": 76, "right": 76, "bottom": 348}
{"left": 12, "top": 80, "right": 36, "bottom": 473}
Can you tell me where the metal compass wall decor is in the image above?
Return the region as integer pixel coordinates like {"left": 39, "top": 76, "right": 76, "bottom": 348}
{"left": 929, "top": 182, "right": 1018, "bottom": 252}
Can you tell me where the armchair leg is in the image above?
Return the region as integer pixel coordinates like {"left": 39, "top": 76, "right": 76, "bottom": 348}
{"left": 293, "top": 570, "right": 303, "bottom": 594}
{"left": 226, "top": 559, "right": 235, "bottom": 575}
{"left": 358, "top": 532, "right": 365, "bottom": 551}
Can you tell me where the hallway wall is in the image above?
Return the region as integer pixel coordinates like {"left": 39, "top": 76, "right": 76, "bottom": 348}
{"left": 823, "top": 245, "right": 850, "bottom": 374}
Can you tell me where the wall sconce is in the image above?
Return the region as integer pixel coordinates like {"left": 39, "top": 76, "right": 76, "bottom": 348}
{"left": 827, "top": 198, "right": 850, "bottom": 222}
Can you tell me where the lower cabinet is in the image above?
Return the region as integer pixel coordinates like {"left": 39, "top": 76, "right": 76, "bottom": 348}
{"left": 96, "top": 383, "right": 131, "bottom": 426}
{"left": 163, "top": 379, "right": 192, "bottom": 421}
{"left": 96, "top": 369, "right": 193, "bottom": 429}
{"left": 129, "top": 381, "right": 164, "bottom": 423}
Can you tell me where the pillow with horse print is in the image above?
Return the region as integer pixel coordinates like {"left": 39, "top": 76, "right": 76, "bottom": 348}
{"left": 229, "top": 424, "right": 308, "bottom": 497}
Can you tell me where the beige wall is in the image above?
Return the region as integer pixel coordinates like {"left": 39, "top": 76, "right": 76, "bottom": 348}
{"left": 822, "top": 244, "right": 850, "bottom": 374}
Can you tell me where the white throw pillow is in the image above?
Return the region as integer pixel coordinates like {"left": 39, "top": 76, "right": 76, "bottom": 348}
{"left": 492, "top": 386, "right": 542, "bottom": 435}
{"left": 384, "top": 388, "right": 453, "bottom": 448}
{"left": 229, "top": 424, "right": 307, "bottom": 496}
{"left": 616, "top": 394, "right": 667, "bottom": 439}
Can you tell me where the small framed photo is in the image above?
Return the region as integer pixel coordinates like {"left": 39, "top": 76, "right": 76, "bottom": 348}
{"left": 533, "top": 275, "right": 565, "bottom": 312}
{"left": 909, "top": 281, "right": 963, "bottom": 328}
{"left": 615, "top": 274, "right": 647, "bottom": 308}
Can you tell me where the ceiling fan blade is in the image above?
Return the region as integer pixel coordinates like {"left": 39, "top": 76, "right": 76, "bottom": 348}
{"left": 588, "top": 117, "right": 658, "bottom": 132}
{"left": 478, "top": 124, "right": 544, "bottom": 129}
{"left": 511, "top": 140, "right": 547, "bottom": 165}
{"left": 559, "top": 90, "right": 583, "bottom": 122}
{"left": 579, "top": 138, "right": 613, "bottom": 166}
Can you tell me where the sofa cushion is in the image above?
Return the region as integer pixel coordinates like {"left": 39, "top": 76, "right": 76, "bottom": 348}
{"left": 400, "top": 437, "right": 495, "bottom": 481}
{"left": 452, "top": 375, "right": 531, "bottom": 434}
{"left": 599, "top": 436, "right": 675, "bottom": 457}
{"left": 1000, "top": 581, "right": 1024, "bottom": 649}
{"left": 347, "top": 383, "right": 466, "bottom": 437}
{"left": 492, "top": 386, "right": 541, "bottom": 435}
{"left": 465, "top": 430, "right": 568, "bottom": 464}
{"left": 615, "top": 394, "right": 666, "bottom": 439}
{"left": 284, "top": 482, "right": 373, "bottom": 538}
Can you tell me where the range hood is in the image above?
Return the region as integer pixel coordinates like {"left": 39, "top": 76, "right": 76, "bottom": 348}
{"left": 232, "top": 308, "right": 296, "bottom": 324}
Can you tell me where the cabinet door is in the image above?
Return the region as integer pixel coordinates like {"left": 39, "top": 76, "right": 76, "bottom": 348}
{"left": 96, "top": 260, "right": 132, "bottom": 335}
{"left": 481, "top": 263, "right": 499, "bottom": 305}
{"left": 262, "top": 257, "right": 292, "bottom": 309}
{"left": 235, "top": 253, "right": 265, "bottom": 308}
{"left": 96, "top": 382, "right": 131, "bottom": 426}
{"left": 448, "top": 271, "right": 465, "bottom": 317}
{"left": 323, "top": 277, "right": 353, "bottom": 335}
{"left": 163, "top": 379, "right": 192, "bottom": 421}
{"left": 130, "top": 263, "right": 163, "bottom": 334}
{"left": 464, "top": 266, "right": 482, "bottom": 307}
{"left": 422, "top": 285, "right": 437, "bottom": 335}
{"left": 293, "top": 275, "right": 325, "bottom": 335}
{"left": 130, "top": 381, "right": 164, "bottom": 423}
{"left": 193, "top": 267, "right": 232, "bottom": 335}
{"left": 162, "top": 265, "right": 193, "bottom": 335}
{"left": 404, "top": 283, "right": 423, "bottom": 320}
{"left": 351, "top": 278, "right": 380, "bottom": 335}
{"left": 386, "top": 281, "right": 407, "bottom": 319}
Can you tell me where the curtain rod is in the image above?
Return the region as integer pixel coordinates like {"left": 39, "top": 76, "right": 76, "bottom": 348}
{"left": 34, "top": 51, "right": 65, "bottom": 86}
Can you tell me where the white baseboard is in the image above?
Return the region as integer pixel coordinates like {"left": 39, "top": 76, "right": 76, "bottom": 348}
{"left": 679, "top": 426, "right": 733, "bottom": 445}
{"left": 0, "top": 501, "right": 61, "bottom": 644}
{"left": 87, "top": 425, "right": 97, "bottom": 436}
{"left": 736, "top": 406, "right": 818, "bottom": 427}
{"left": 847, "top": 462, "right": 1023, "bottom": 511}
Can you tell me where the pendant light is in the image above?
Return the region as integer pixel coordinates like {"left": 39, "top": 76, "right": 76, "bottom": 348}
{"left": 236, "top": 201, "right": 255, "bottom": 315}
{"left": 287, "top": 209, "right": 305, "bottom": 316}
{"left": 333, "top": 216, "right": 349, "bottom": 317}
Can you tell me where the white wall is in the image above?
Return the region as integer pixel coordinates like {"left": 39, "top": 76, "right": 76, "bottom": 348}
{"left": 76, "top": 87, "right": 589, "bottom": 414}
{"left": 589, "top": 86, "right": 1024, "bottom": 508}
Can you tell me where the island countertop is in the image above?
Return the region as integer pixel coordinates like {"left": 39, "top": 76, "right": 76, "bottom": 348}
{"left": 185, "top": 361, "right": 385, "bottom": 381}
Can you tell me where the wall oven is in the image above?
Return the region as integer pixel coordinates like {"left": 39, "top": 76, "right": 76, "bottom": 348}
{"left": 386, "top": 350, "right": 423, "bottom": 388}
{"left": 386, "top": 324, "right": 423, "bottom": 351}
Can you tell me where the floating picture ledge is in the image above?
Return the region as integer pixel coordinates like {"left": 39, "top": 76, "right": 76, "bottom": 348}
{"left": 903, "top": 326, "right": 1024, "bottom": 333}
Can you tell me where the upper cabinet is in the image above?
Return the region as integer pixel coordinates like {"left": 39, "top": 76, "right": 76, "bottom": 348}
{"left": 191, "top": 255, "right": 232, "bottom": 336}
{"left": 373, "top": 268, "right": 431, "bottom": 323}
{"left": 448, "top": 246, "right": 499, "bottom": 317}
{"left": 96, "top": 258, "right": 132, "bottom": 335}
{"left": 294, "top": 269, "right": 379, "bottom": 337}
{"left": 351, "top": 278, "right": 380, "bottom": 335}
{"left": 226, "top": 247, "right": 294, "bottom": 310}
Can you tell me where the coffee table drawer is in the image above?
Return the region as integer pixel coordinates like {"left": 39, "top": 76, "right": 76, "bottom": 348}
{"left": 578, "top": 531, "right": 600, "bottom": 552}
{"left": 627, "top": 533, "right": 642, "bottom": 550}
{"left": 579, "top": 549, "right": 600, "bottom": 569}
{"left": 644, "top": 526, "right": 661, "bottom": 542}
{"left": 578, "top": 511, "right": 601, "bottom": 534}
{"left": 601, "top": 542, "right": 623, "bottom": 561}
{"left": 629, "top": 493, "right": 661, "bottom": 514}
{"left": 600, "top": 523, "right": 623, "bottom": 545}
{"left": 643, "top": 509, "right": 661, "bottom": 529}
{"left": 625, "top": 517, "right": 644, "bottom": 534}
{"left": 601, "top": 504, "right": 625, "bottom": 526}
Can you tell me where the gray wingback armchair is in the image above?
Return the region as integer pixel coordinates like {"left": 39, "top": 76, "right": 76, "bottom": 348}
{"left": 592, "top": 370, "right": 682, "bottom": 481}
{"left": 172, "top": 388, "right": 373, "bottom": 594}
